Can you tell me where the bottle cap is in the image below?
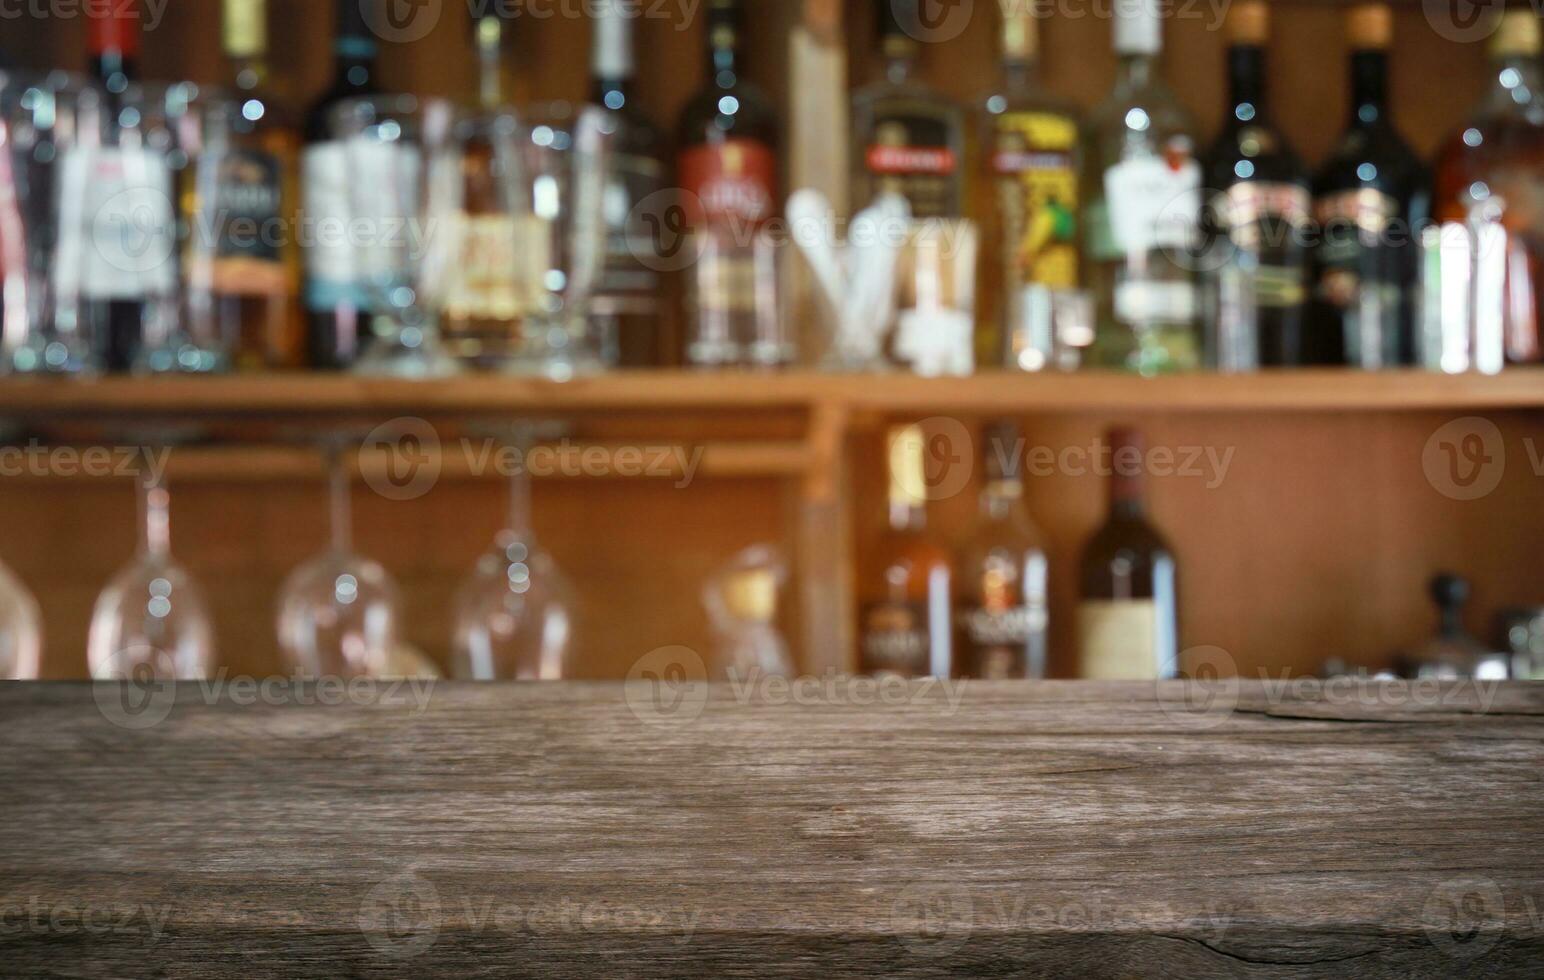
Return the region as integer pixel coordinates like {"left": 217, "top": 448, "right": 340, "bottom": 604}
{"left": 88, "top": 0, "right": 142, "bottom": 57}
{"left": 223, "top": 0, "right": 267, "bottom": 58}
{"left": 592, "top": 0, "right": 635, "bottom": 79}
{"left": 1492, "top": 10, "right": 1542, "bottom": 58}
{"left": 982, "top": 421, "right": 1024, "bottom": 484}
{"left": 1225, "top": 0, "right": 1269, "bottom": 46}
{"left": 1001, "top": 6, "right": 1040, "bottom": 61}
{"left": 1113, "top": 0, "right": 1162, "bottom": 56}
{"left": 1346, "top": 4, "right": 1392, "bottom": 50}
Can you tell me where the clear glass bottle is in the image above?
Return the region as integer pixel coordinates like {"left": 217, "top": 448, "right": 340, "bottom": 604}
{"left": 955, "top": 422, "right": 1048, "bottom": 680}
{"left": 703, "top": 546, "right": 793, "bottom": 680}
{"left": 1399, "top": 574, "right": 1511, "bottom": 680}
{"left": 850, "top": 0, "right": 965, "bottom": 220}
{"left": 978, "top": 6, "right": 1081, "bottom": 370}
{"left": 1083, "top": 0, "right": 1202, "bottom": 374}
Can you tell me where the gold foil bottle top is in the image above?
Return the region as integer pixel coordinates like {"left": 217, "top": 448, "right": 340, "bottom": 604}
{"left": 1347, "top": 4, "right": 1393, "bottom": 50}
{"left": 223, "top": 0, "right": 267, "bottom": 58}
{"left": 723, "top": 568, "right": 778, "bottom": 623}
{"left": 888, "top": 425, "right": 928, "bottom": 510}
{"left": 1226, "top": 0, "right": 1269, "bottom": 46}
{"left": 1001, "top": 7, "right": 1040, "bottom": 61}
{"left": 1492, "top": 10, "right": 1542, "bottom": 58}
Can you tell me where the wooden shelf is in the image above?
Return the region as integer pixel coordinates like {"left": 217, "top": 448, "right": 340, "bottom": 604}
{"left": 0, "top": 369, "right": 1540, "bottom": 420}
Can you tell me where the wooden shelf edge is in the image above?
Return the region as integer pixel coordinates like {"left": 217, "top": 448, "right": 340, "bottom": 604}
{"left": 0, "top": 369, "right": 1539, "bottom": 417}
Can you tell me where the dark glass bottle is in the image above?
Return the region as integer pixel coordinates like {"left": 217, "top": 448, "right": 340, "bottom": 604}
{"left": 86, "top": 0, "right": 154, "bottom": 372}
{"left": 301, "top": 0, "right": 381, "bottom": 370}
{"left": 1309, "top": 3, "right": 1427, "bottom": 368}
{"left": 591, "top": 0, "right": 667, "bottom": 367}
{"left": 860, "top": 426, "right": 952, "bottom": 678}
{"left": 1076, "top": 428, "right": 1178, "bottom": 680}
{"left": 213, "top": 0, "right": 305, "bottom": 370}
{"left": 676, "top": 0, "right": 782, "bottom": 366}
{"left": 1202, "top": 0, "right": 1311, "bottom": 368}
{"left": 955, "top": 422, "right": 1049, "bottom": 680}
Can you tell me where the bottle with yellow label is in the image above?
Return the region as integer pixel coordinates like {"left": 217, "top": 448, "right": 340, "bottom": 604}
{"left": 978, "top": 5, "right": 1081, "bottom": 369}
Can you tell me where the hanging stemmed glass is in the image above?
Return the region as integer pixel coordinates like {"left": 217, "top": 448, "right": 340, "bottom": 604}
{"left": 87, "top": 456, "right": 215, "bottom": 680}
{"left": 452, "top": 422, "right": 574, "bottom": 681}
{"left": 275, "top": 439, "right": 403, "bottom": 679}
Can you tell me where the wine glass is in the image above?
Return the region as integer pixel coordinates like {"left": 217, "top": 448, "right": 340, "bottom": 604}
{"left": 4, "top": 73, "right": 103, "bottom": 375}
{"left": 276, "top": 441, "right": 402, "bottom": 679}
{"left": 451, "top": 423, "right": 573, "bottom": 681}
{"left": 328, "top": 94, "right": 460, "bottom": 379}
{"left": 87, "top": 460, "right": 215, "bottom": 680}
{"left": 0, "top": 555, "right": 43, "bottom": 680}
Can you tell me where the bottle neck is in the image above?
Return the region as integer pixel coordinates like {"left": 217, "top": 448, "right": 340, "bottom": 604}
{"left": 881, "top": 38, "right": 918, "bottom": 86}
{"left": 333, "top": 0, "right": 378, "bottom": 93}
{"left": 1109, "top": 475, "right": 1145, "bottom": 521}
{"left": 230, "top": 52, "right": 269, "bottom": 93}
{"left": 1001, "top": 57, "right": 1036, "bottom": 93}
{"left": 981, "top": 480, "right": 1022, "bottom": 521}
{"left": 1438, "top": 604, "right": 1466, "bottom": 639}
{"left": 1116, "top": 52, "right": 1156, "bottom": 91}
{"left": 89, "top": 7, "right": 140, "bottom": 92}
{"left": 137, "top": 473, "right": 171, "bottom": 560}
{"left": 890, "top": 499, "right": 926, "bottom": 532}
{"left": 1349, "top": 49, "right": 1387, "bottom": 126}
{"left": 593, "top": 7, "right": 636, "bottom": 108}
{"left": 224, "top": 0, "right": 268, "bottom": 92}
{"left": 708, "top": 32, "right": 741, "bottom": 87}
{"left": 1226, "top": 44, "right": 1267, "bottom": 122}
{"left": 475, "top": 16, "right": 510, "bottom": 108}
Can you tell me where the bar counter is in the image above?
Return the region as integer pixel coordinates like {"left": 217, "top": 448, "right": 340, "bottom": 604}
{"left": 2, "top": 679, "right": 1541, "bottom": 977}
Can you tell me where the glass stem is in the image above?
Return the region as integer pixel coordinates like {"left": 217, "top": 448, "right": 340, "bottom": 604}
{"left": 328, "top": 446, "right": 352, "bottom": 554}
{"left": 507, "top": 439, "right": 532, "bottom": 538}
{"left": 138, "top": 462, "right": 171, "bottom": 560}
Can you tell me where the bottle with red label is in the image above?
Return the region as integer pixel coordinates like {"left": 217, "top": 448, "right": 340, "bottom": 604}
{"left": 676, "top": 0, "right": 784, "bottom": 367}
{"left": 851, "top": 0, "right": 965, "bottom": 220}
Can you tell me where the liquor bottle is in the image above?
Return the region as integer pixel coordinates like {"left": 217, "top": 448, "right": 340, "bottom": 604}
{"left": 439, "top": 7, "right": 529, "bottom": 366}
{"left": 859, "top": 426, "right": 952, "bottom": 678}
{"left": 1084, "top": 0, "right": 1202, "bottom": 375}
{"left": 302, "top": 0, "right": 381, "bottom": 369}
{"left": 81, "top": 0, "right": 174, "bottom": 372}
{"left": 955, "top": 422, "right": 1048, "bottom": 680}
{"left": 1309, "top": 3, "right": 1427, "bottom": 368}
{"left": 677, "top": 0, "right": 782, "bottom": 366}
{"left": 1201, "top": 0, "right": 1310, "bottom": 368}
{"left": 1076, "top": 428, "right": 1178, "bottom": 680}
{"left": 851, "top": 0, "right": 966, "bottom": 219}
{"left": 592, "top": 0, "right": 668, "bottom": 367}
{"left": 1397, "top": 574, "right": 1512, "bottom": 680}
{"left": 978, "top": 5, "right": 1081, "bottom": 370}
{"left": 209, "top": 0, "right": 304, "bottom": 370}
{"left": 1430, "top": 9, "right": 1544, "bottom": 366}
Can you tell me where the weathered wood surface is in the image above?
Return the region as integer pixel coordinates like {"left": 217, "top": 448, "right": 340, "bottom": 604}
{"left": 1, "top": 680, "right": 1541, "bottom": 978}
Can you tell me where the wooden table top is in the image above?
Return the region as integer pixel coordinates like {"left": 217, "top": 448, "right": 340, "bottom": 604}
{"left": 2, "top": 679, "right": 1541, "bottom": 978}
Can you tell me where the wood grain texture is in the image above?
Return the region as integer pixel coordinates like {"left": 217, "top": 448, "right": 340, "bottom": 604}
{"left": 0, "top": 680, "right": 1541, "bottom": 978}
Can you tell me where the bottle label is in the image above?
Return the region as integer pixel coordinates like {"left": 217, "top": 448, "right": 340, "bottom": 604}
{"left": 860, "top": 602, "right": 932, "bottom": 677}
{"left": 208, "top": 147, "right": 287, "bottom": 296}
{"left": 56, "top": 147, "right": 176, "bottom": 301}
{"left": 598, "top": 151, "right": 665, "bottom": 307}
{"left": 436, "top": 213, "right": 550, "bottom": 323}
{"left": 992, "top": 111, "right": 1079, "bottom": 289}
{"left": 1209, "top": 181, "right": 1310, "bottom": 309}
{"left": 1313, "top": 187, "right": 1400, "bottom": 301}
{"left": 302, "top": 141, "right": 356, "bottom": 310}
{"left": 678, "top": 139, "right": 777, "bottom": 228}
{"left": 1114, "top": 278, "right": 1196, "bottom": 323}
{"left": 1104, "top": 150, "right": 1201, "bottom": 253}
{"left": 864, "top": 118, "right": 961, "bottom": 219}
{"left": 1077, "top": 599, "right": 1159, "bottom": 679}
